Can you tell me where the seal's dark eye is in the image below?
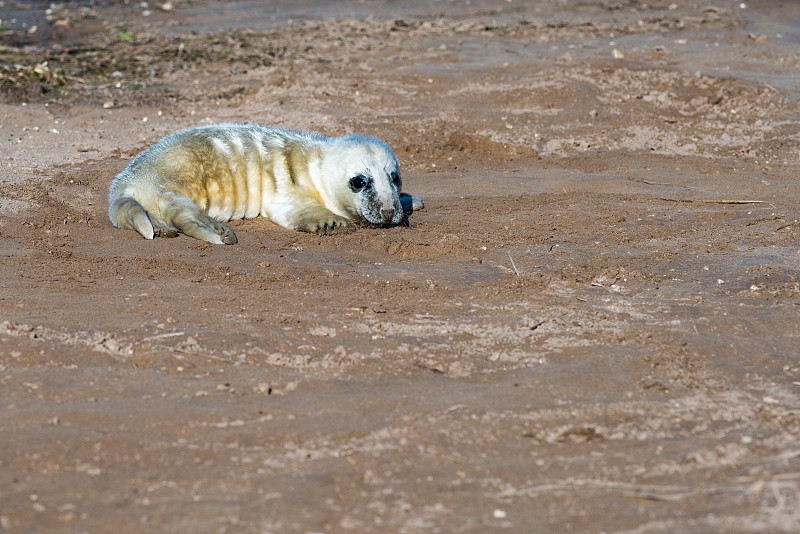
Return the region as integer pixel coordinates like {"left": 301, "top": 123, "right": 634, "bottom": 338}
{"left": 349, "top": 174, "right": 368, "bottom": 192}
{"left": 391, "top": 172, "right": 401, "bottom": 187}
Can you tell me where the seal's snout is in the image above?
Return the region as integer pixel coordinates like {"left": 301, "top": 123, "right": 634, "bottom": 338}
{"left": 380, "top": 208, "right": 396, "bottom": 224}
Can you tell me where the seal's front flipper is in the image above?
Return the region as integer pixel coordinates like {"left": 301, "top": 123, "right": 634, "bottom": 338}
{"left": 291, "top": 203, "right": 353, "bottom": 234}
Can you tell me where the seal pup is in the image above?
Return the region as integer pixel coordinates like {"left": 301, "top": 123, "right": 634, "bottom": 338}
{"left": 108, "top": 123, "right": 419, "bottom": 244}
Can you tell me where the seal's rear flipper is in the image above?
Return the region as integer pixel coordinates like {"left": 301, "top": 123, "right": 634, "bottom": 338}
{"left": 156, "top": 193, "right": 238, "bottom": 245}
{"left": 109, "top": 197, "right": 156, "bottom": 240}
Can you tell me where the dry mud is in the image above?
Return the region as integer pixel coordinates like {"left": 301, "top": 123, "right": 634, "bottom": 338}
{"left": 1, "top": 1, "right": 800, "bottom": 533}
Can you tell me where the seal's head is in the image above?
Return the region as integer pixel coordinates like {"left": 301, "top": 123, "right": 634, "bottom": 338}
{"left": 323, "top": 135, "right": 404, "bottom": 226}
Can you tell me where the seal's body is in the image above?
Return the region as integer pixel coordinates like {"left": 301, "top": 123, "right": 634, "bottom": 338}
{"left": 108, "top": 123, "right": 406, "bottom": 244}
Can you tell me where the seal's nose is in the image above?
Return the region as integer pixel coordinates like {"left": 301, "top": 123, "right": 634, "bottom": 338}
{"left": 380, "top": 208, "right": 396, "bottom": 224}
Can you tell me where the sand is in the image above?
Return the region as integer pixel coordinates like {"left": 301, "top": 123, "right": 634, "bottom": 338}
{"left": 1, "top": 1, "right": 799, "bottom": 532}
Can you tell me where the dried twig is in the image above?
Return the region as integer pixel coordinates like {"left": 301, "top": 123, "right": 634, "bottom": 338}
{"left": 507, "top": 252, "right": 520, "bottom": 277}
{"left": 170, "top": 347, "right": 237, "bottom": 364}
{"left": 493, "top": 475, "right": 800, "bottom": 502}
{"left": 141, "top": 331, "right": 185, "bottom": 342}
{"left": 660, "top": 198, "right": 765, "bottom": 204}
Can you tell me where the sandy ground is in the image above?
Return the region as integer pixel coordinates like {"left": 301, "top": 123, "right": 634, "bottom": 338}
{"left": 1, "top": 1, "right": 800, "bottom": 532}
